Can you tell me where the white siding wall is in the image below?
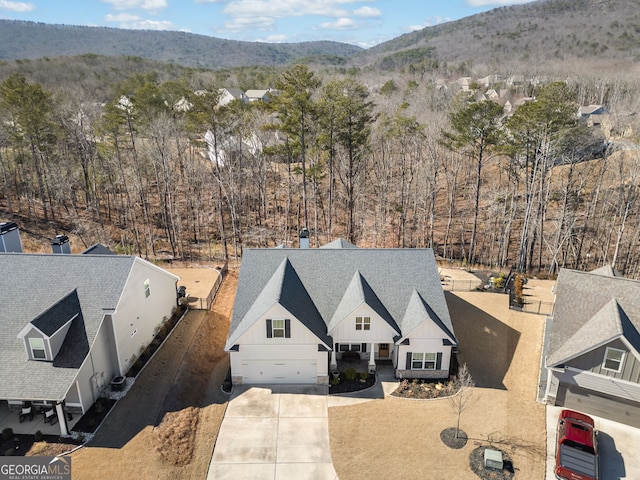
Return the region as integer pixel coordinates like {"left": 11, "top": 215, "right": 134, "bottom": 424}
{"left": 231, "top": 303, "right": 328, "bottom": 382}
{"left": 111, "top": 259, "right": 178, "bottom": 375}
{"left": 71, "top": 315, "right": 120, "bottom": 413}
{"left": 330, "top": 304, "right": 399, "bottom": 344}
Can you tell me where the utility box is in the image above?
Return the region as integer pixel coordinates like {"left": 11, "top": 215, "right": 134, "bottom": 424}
{"left": 484, "top": 449, "right": 503, "bottom": 471}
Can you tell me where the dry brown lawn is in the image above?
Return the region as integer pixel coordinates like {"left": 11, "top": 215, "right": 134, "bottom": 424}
{"left": 329, "top": 282, "right": 551, "bottom": 480}
{"left": 69, "top": 267, "right": 238, "bottom": 480}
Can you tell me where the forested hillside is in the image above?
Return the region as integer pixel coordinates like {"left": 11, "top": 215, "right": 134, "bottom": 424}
{"left": 0, "top": 20, "right": 361, "bottom": 69}
{"left": 358, "top": 0, "right": 640, "bottom": 72}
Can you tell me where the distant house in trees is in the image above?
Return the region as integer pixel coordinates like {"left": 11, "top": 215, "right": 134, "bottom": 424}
{"left": 218, "top": 88, "right": 247, "bottom": 106}
{"left": 245, "top": 89, "right": 273, "bottom": 102}
{"left": 578, "top": 105, "right": 609, "bottom": 128}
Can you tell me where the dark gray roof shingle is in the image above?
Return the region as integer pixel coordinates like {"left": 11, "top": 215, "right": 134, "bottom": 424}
{"left": 227, "top": 247, "right": 455, "bottom": 350}
{"left": 0, "top": 253, "right": 135, "bottom": 401}
{"left": 546, "top": 268, "right": 640, "bottom": 367}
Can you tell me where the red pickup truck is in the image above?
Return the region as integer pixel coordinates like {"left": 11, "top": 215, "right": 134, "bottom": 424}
{"left": 555, "top": 409, "right": 598, "bottom": 480}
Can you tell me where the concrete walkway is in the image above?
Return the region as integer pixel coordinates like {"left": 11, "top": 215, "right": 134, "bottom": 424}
{"left": 207, "top": 385, "right": 338, "bottom": 480}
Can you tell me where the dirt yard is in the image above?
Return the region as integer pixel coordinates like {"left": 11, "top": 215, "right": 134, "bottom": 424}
{"left": 329, "top": 281, "right": 552, "bottom": 480}
{"left": 69, "top": 267, "right": 238, "bottom": 480}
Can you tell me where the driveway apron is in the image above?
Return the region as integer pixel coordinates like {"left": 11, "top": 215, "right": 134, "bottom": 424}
{"left": 207, "top": 385, "right": 338, "bottom": 480}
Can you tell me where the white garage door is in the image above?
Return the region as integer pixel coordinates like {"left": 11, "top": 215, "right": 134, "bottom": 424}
{"left": 242, "top": 359, "right": 317, "bottom": 384}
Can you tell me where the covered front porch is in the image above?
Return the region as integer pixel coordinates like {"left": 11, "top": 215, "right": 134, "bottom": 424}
{"left": 0, "top": 400, "right": 79, "bottom": 436}
{"left": 330, "top": 342, "right": 395, "bottom": 373}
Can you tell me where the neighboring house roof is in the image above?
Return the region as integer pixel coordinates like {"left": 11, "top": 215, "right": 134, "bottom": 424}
{"left": 578, "top": 105, "right": 608, "bottom": 117}
{"left": 226, "top": 247, "right": 456, "bottom": 351}
{"left": 245, "top": 89, "right": 270, "bottom": 101}
{"left": 82, "top": 243, "right": 116, "bottom": 255}
{"left": 546, "top": 268, "right": 640, "bottom": 368}
{"left": 320, "top": 238, "right": 358, "bottom": 249}
{"left": 0, "top": 253, "right": 146, "bottom": 401}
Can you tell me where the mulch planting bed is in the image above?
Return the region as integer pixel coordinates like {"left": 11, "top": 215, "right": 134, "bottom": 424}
{"left": 440, "top": 427, "right": 468, "bottom": 449}
{"left": 329, "top": 372, "right": 376, "bottom": 394}
{"left": 391, "top": 378, "right": 455, "bottom": 399}
{"left": 469, "top": 447, "right": 515, "bottom": 480}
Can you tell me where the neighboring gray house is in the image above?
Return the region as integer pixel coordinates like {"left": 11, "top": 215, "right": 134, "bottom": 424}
{"left": 543, "top": 266, "right": 640, "bottom": 427}
{"left": 0, "top": 251, "right": 179, "bottom": 435}
{"left": 225, "top": 240, "right": 457, "bottom": 385}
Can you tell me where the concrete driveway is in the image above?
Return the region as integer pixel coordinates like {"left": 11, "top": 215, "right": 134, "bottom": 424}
{"left": 546, "top": 405, "right": 640, "bottom": 479}
{"left": 207, "top": 385, "right": 338, "bottom": 480}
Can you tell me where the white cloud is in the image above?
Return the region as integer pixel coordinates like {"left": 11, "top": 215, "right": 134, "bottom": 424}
{"left": 224, "top": 15, "right": 275, "bottom": 31}
{"left": 106, "top": 13, "right": 174, "bottom": 30}
{"left": 408, "top": 16, "right": 450, "bottom": 32}
{"left": 354, "top": 6, "right": 380, "bottom": 18}
{"left": 320, "top": 17, "right": 356, "bottom": 30}
{"left": 106, "top": 13, "right": 141, "bottom": 22}
{"left": 223, "top": 0, "right": 350, "bottom": 20}
{"left": 101, "top": 0, "right": 168, "bottom": 12}
{"left": 0, "top": 0, "right": 34, "bottom": 12}
{"left": 257, "top": 34, "right": 288, "bottom": 43}
{"left": 466, "top": 0, "right": 532, "bottom": 6}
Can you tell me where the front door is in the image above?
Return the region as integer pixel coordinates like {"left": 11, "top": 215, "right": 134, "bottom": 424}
{"left": 378, "top": 343, "right": 389, "bottom": 358}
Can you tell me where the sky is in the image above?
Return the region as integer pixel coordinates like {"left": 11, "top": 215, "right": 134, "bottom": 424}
{"left": 0, "top": 0, "right": 536, "bottom": 48}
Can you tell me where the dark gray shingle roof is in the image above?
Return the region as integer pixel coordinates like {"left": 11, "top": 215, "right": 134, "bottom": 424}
{"left": 546, "top": 268, "right": 640, "bottom": 367}
{"left": 227, "top": 247, "right": 455, "bottom": 350}
{"left": 31, "top": 290, "right": 81, "bottom": 336}
{"left": 0, "top": 253, "right": 135, "bottom": 401}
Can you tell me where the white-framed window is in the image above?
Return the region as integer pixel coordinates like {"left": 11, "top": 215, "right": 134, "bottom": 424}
{"left": 29, "top": 337, "right": 46, "bottom": 360}
{"left": 144, "top": 279, "right": 151, "bottom": 298}
{"left": 356, "top": 316, "right": 371, "bottom": 330}
{"left": 272, "top": 319, "right": 285, "bottom": 338}
{"left": 338, "top": 343, "right": 366, "bottom": 352}
{"left": 412, "top": 352, "right": 436, "bottom": 370}
{"left": 603, "top": 347, "right": 625, "bottom": 373}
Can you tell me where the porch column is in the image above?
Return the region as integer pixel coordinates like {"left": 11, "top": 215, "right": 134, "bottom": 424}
{"left": 330, "top": 350, "right": 337, "bottom": 370}
{"left": 368, "top": 343, "right": 376, "bottom": 372}
{"left": 56, "top": 403, "right": 68, "bottom": 436}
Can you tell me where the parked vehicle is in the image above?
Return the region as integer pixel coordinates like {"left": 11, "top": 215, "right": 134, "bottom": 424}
{"left": 555, "top": 409, "right": 598, "bottom": 480}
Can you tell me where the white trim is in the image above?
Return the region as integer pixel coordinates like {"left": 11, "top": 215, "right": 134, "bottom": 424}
{"left": 29, "top": 337, "right": 47, "bottom": 360}
{"left": 603, "top": 346, "right": 625, "bottom": 373}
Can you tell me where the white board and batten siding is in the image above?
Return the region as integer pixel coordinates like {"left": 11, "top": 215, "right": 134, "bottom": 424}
{"left": 329, "top": 304, "right": 399, "bottom": 343}
{"left": 397, "top": 319, "right": 455, "bottom": 372}
{"left": 232, "top": 303, "right": 329, "bottom": 384}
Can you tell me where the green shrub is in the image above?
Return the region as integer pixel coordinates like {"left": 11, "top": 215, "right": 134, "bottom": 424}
{"left": 330, "top": 376, "right": 340, "bottom": 386}
{"left": 345, "top": 368, "right": 357, "bottom": 381}
{"left": 2, "top": 427, "right": 13, "bottom": 441}
{"left": 359, "top": 371, "right": 369, "bottom": 380}
{"left": 4, "top": 447, "right": 15, "bottom": 456}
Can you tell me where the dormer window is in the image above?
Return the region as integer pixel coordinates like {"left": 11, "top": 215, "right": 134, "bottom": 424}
{"left": 29, "top": 337, "right": 46, "bottom": 360}
{"left": 603, "top": 347, "right": 625, "bottom": 373}
{"left": 144, "top": 279, "right": 151, "bottom": 298}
